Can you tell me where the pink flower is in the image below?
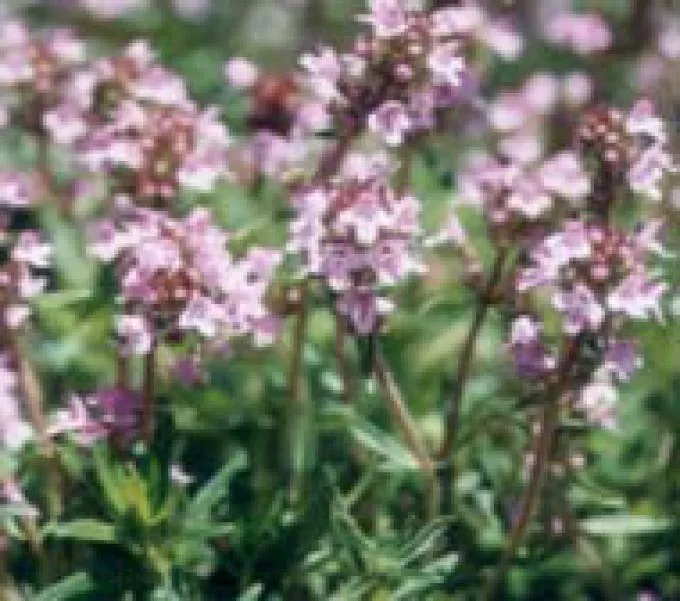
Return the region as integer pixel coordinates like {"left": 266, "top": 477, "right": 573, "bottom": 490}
{"left": 432, "top": 5, "right": 485, "bottom": 36}
{"left": 5, "top": 305, "right": 30, "bottom": 329}
{"left": 607, "top": 272, "right": 667, "bottom": 321}
{"left": 480, "top": 18, "right": 524, "bottom": 61}
{"left": 425, "top": 212, "right": 467, "bottom": 248}
{"left": 552, "top": 283, "right": 605, "bottom": 335}
{"left": 499, "top": 132, "right": 543, "bottom": 166}
{"left": 0, "top": 358, "right": 33, "bottom": 451}
{"left": 561, "top": 71, "right": 592, "bottom": 108}
{"left": 337, "top": 288, "right": 393, "bottom": 336}
{"left": 427, "top": 42, "right": 465, "bottom": 87}
{"left": 43, "top": 103, "right": 88, "bottom": 145}
{"left": 522, "top": 72, "right": 559, "bottom": 116}
{"left": 368, "top": 100, "right": 411, "bottom": 147}
{"left": 362, "top": 0, "right": 408, "bottom": 39}
{"left": 507, "top": 316, "right": 555, "bottom": 378}
{"left": 538, "top": 151, "right": 591, "bottom": 202}
{"left": 578, "top": 372, "right": 618, "bottom": 429}
{"left": 224, "top": 57, "right": 259, "bottom": 90}
{"left": 46, "top": 28, "right": 86, "bottom": 64}
{"left": 628, "top": 144, "right": 674, "bottom": 202}
{"left": 506, "top": 174, "right": 553, "bottom": 220}
{"left": 626, "top": 99, "right": 666, "bottom": 143}
{"left": 546, "top": 12, "right": 612, "bottom": 55}
{"left": 178, "top": 295, "right": 225, "bottom": 338}
{"left": 604, "top": 340, "right": 642, "bottom": 381}
{"left": 509, "top": 315, "right": 541, "bottom": 346}
{"left": 48, "top": 395, "right": 107, "bottom": 446}
{"left": 12, "top": 231, "right": 52, "bottom": 268}
{"left": 131, "top": 65, "right": 189, "bottom": 106}
{"left": 116, "top": 314, "right": 153, "bottom": 355}
{"left": 0, "top": 172, "right": 38, "bottom": 208}
{"left": 299, "top": 46, "right": 342, "bottom": 101}
{"left": 488, "top": 92, "right": 530, "bottom": 132}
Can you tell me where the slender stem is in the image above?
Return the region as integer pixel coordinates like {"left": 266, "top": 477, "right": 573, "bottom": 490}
{"left": 141, "top": 342, "right": 157, "bottom": 443}
{"left": 334, "top": 312, "right": 353, "bottom": 403}
{"left": 373, "top": 343, "right": 438, "bottom": 519}
{"left": 438, "top": 248, "right": 508, "bottom": 462}
{"left": 116, "top": 352, "right": 130, "bottom": 390}
{"left": 288, "top": 281, "right": 310, "bottom": 409}
{"left": 287, "top": 281, "right": 310, "bottom": 503}
{"left": 483, "top": 340, "right": 578, "bottom": 599}
{"left": 482, "top": 398, "right": 560, "bottom": 600}
{"left": 394, "top": 142, "right": 415, "bottom": 196}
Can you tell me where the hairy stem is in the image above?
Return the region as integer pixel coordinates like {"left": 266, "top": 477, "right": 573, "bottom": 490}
{"left": 141, "top": 342, "right": 157, "bottom": 443}
{"left": 373, "top": 343, "right": 438, "bottom": 519}
{"left": 482, "top": 398, "right": 559, "bottom": 600}
{"left": 483, "top": 340, "right": 578, "bottom": 599}
{"left": 287, "top": 280, "right": 310, "bottom": 503}
{"left": 334, "top": 312, "right": 354, "bottom": 403}
{"left": 116, "top": 352, "right": 130, "bottom": 390}
{"left": 438, "top": 248, "right": 508, "bottom": 462}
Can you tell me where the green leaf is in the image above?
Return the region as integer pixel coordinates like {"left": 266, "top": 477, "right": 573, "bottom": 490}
{"left": 322, "top": 405, "right": 419, "bottom": 472}
{"left": 93, "top": 446, "right": 125, "bottom": 515}
{"left": 33, "top": 572, "right": 93, "bottom": 601}
{"left": 187, "top": 449, "right": 247, "bottom": 520}
{"left": 237, "top": 583, "right": 263, "bottom": 601}
{"left": 580, "top": 514, "right": 671, "bottom": 536}
{"left": 42, "top": 519, "right": 116, "bottom": 544}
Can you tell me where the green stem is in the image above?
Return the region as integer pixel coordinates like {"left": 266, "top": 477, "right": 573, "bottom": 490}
{"left": 438, "top": 248, "right": 508, "bottom": 462}
{"left": 373, "top": 343, "right": 438, "bottom": 520}
{"left": 141, "top": 342, "right": 157, "bottom": 443}
{"left": 482, "top": 398, "right": 559, "bottom": 600}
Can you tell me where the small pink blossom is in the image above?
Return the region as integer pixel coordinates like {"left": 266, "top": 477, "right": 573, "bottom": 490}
{"left": 43, "top": 103, "right": 88, "bottom": 145}
{"left": 116, "top": 314, "right": 153, "bottom": 355}
{"left": 361, "top": 0, "right": 408, "bottom": 39}
{"left": 546, "top": 12, "right": 612, "bottom": 55}
{"left": 607, "top": 272, "right": 667, "bottom": 321}
{"left": 368, "top": 100, "right": 411, "bottom": 147}
{"left": 427, "top": 42, "right": 465, "bottom": 87}
{"left": 480, "top": 19, "right": 524, "bottom": 61}
{"left": 12, "top": 231, "right": 52, "bottom": 268}
{"left": 552, "top": 283, "right": 605, "bottom": 335}
{"left": 431, "top": 5, "right": 485, "bottom": 36}
{"left": 561, "top": 71, "right": 592, "bottom": 108}
{"left": 578, "top": 372, "right": 618, "bottom": 430}
{"left": 224, "top": 57, "right": 259, "bottom": 90}
{"left": 538, "top": 151, "right": 591, "bottom": 202}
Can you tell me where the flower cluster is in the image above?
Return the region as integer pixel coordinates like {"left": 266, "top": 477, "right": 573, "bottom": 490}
{"left": 487, "top": 71, "right": 593, "bottom": 165}
{"left": 300, "top": 0, "right": 473, "bottom": 148}
{"left": 48, "top": 388, "right": 139, "bottom": 445}
{"left": 37, "top": 40, "right": 231, "bottom": 202}
{"left": 457, "top": 149, "right": 591, "bottom": 228}
{"left": 288, "top": 153, "right": 422, "bottom": 334}
{"left": 0, "top": 20, "right": 85, "bottom": 131}
{"left": 544, "top": 11, "right": 612, "bottom": 55}
{"left": 577, "top": 100, "right": 675, "bottom": 204}
{"left": 224, "top": 0, "right": 523, "bottom": 183}
{"left": 0, "top": 354, "right": 33, "bottom": 451}
{"left": 0, "top": 231, "right": 52, "bottom": 330}
{"left": 505, "top": 101, "right": 674, "bottom": 429}
{"left": 88, "top": 203, "right": 281, "bottom": 353}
